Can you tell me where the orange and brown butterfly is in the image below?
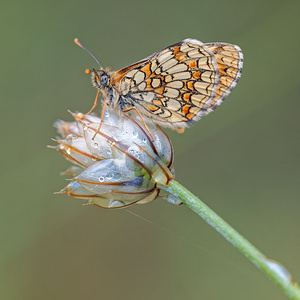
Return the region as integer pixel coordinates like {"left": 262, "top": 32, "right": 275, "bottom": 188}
{"left": 74, "top": 38, "right": 243, "bottom": 133}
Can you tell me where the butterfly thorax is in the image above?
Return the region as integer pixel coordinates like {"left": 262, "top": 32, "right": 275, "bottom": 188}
{"left": 91, "top": 68, "right": 135, "bottom": 110}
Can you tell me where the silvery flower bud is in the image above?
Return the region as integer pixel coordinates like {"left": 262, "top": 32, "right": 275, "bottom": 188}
{"left": 51, "top": 108, "right": 181, "bottom": 208}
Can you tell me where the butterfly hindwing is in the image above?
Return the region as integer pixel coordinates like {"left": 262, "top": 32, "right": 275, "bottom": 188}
{"left": 203, "top": 43, "right": 243, "bottom": 111}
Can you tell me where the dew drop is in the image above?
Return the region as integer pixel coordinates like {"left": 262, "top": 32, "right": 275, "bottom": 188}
{"left": 105, "top": 112, "right": 110, "bottom": 118}
{"left": 166, "top": 194, "right": 183, "bottom": 205}
{"left": 66, "top": 134, "right": 77, "bottom": 141}
{"left": 93, "top": 142, "right": 99, "bottom": 149}
{"left": 142, "top": 138, "right": 147, "bottom": 143}
{"left": 265, "top": 259, "right": 291, "bottom": 285}
{"left": 107, "top": 149, "right": 112, "bottom": 155}
{"left": 128, "top": 146, "right": 140, "bottom": 159}
{"left": 132, "top": 131, "right": 138, "bottom": 138}
{"left": 106, "top": 173, "right": 113, "bottom": 180}
{"left": 109, "top": 200, "right": 125, "bottom": 208}
{"left": 99, "top": 176, "right": 105, "bottom": 182}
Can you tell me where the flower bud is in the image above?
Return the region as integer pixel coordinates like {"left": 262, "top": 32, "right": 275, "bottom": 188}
{"left": 51, "top": 108, "right": 181, "bottom": 208}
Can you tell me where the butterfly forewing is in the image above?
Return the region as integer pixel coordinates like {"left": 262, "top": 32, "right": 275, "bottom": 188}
{"left": 110, "top": 39, "right": 243, "bottom": 130}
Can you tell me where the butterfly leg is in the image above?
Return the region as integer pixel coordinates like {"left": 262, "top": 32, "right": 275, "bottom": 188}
{"left": 122, "top": 107, "right": 154, "bottom": 141}
{"left": 92, "top": 100, "right": 109, "bottom": 140}
{"left": 86, "top": 89, "right": 101, "bottom": 115}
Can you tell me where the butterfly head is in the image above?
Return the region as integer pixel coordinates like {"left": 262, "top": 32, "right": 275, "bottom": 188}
{"left": 90, "top": 69, "right": 111, "bottom": 90}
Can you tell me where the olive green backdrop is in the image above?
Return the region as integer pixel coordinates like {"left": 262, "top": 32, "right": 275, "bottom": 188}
{"left": 1, "top": 0, "right": 299, "bottom": 299}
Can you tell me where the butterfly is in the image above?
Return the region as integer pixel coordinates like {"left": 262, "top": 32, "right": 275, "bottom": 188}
{"left": 75, "top": 38, "right": 243, "bottom": 133}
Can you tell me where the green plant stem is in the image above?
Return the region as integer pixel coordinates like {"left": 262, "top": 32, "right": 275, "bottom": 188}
{"left": 158, "top": 179, "right": 300, "bottom": 300}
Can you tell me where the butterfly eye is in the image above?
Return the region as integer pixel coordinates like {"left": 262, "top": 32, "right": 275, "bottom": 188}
{"left": 100, "top": 74, "right": 109, "bottom": 86}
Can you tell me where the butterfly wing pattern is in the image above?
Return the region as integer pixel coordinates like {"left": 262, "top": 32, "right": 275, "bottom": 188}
{"left": 109, "top": 39, "right": 243, "bottom": 131}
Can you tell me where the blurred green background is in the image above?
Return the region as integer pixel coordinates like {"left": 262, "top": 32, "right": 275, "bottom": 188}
{"left": 1, "top": 0, "right": 299, "bottom": 299}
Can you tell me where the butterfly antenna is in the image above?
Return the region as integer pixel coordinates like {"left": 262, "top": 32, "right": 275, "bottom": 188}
{"left": 74, "top": 38, "right": 103, "bottom": 69}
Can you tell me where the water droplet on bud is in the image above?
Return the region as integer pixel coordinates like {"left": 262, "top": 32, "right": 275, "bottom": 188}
{"left": 106, "top": 173, "right": 113, "bottom": 180}
{"left": 66, "top": 134, "right": 77, "bottom": 141}
{"left": 109, "top": 200, "right": 125, "bottom": 208}
{"left": 128, "top": 146, "right": 140, "bottom": 159}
